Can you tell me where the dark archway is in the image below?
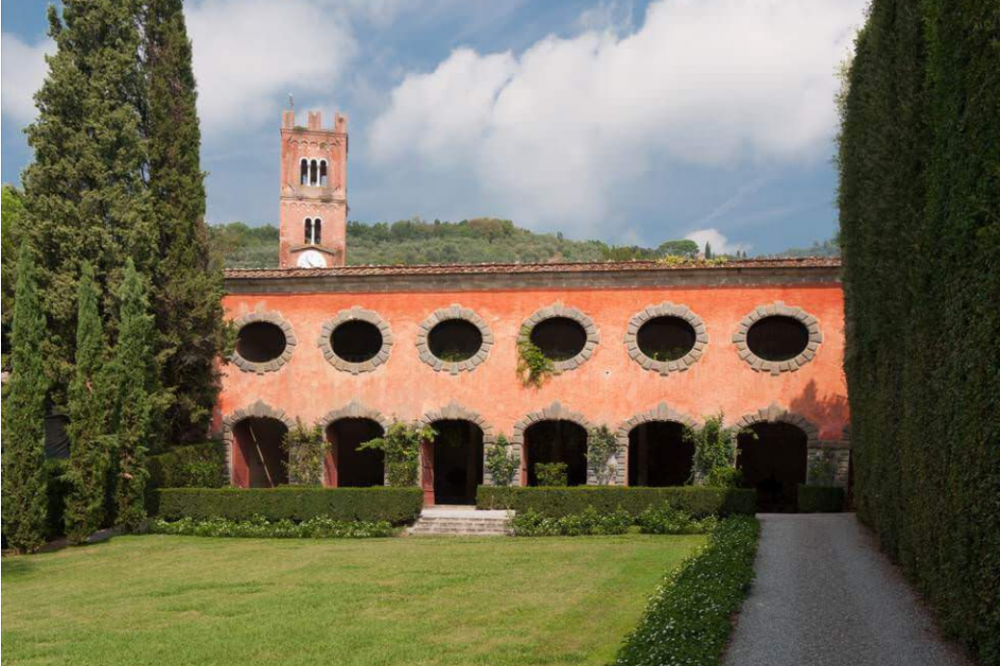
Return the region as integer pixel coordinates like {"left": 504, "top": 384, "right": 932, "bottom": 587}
{"left": 628, "top": 421, "right": 693, "bottom": 486}
{"left": 430, "top": 420, "right": 484, "bottom": 505}
{"left": 233, "top": 417, "right": 289, "bottom": 487}
{"left": 525, "top": 420, "right": 588, "bottom": 486}
{"left": 326, "top": 418, "right": 384, "bottom": 488}
{"left": 737, "top": 422, "right": 808, "bottom": 511}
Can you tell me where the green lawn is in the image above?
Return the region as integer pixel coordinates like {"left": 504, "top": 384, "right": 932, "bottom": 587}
{"left": 2, "top": 534, "right": 704, "bottom": 666}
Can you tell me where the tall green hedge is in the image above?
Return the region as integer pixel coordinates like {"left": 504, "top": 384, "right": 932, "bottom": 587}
{"left": 147, "top": 442, "right": 226, "bottom": 489}
{"left": 838, "top": 0, "right": 1000, "bottom": 661}
{"left": 476, "top": 486, "right": 756, "bottom": 518}
{"left": 151, "top": 487, "right": 423, "bottom": 525}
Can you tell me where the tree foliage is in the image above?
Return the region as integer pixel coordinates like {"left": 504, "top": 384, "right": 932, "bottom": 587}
{"left": 838, "top": 0, "right": 1000, "bottom": 660}
{"left": 687, "top": 413, "right": 742, "bottom": 486}
{"left": 1, "top": 245, "right": 51, "bottom": 552}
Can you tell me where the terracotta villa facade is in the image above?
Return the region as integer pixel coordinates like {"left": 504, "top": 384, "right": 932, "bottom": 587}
{"left": 212, "top": 110, "right": 851, "bottom": 508}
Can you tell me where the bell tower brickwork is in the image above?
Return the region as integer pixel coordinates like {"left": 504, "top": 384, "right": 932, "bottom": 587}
{"left": 278, "top": 109, "right": 348, "bottom": 268}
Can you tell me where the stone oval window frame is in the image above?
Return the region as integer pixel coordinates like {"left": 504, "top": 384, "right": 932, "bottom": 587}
{"left": 415, "top": 305, "right": 493, "bottom": 375}
{"left": 231, "top": 311, "right": 297, "bottom": 374}
{"left": 318, "top": 307, "right": 393, "bottom": 374}
{"left": 518, "top": 304, "right": 600, "bottom": 373}
{"left": 733, "top": 302, "right": 822, "bottom": 375}
{"left": 624, "top": 302, "right": 708, "bottom": 375}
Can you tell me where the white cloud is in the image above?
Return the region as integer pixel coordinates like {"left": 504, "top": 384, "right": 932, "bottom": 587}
{"left": 685, "top": 228, "right": 749, "bottom": 255}
{"left": 1, "top": 33, "right": 53, "bottom": 123}
{"left": 367, "top": 0, "right": 865, "bottom": 234}
{"left": 186, "top": 0, "right": 358, "bottom": 133}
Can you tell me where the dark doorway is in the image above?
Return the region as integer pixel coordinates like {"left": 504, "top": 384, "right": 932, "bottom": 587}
{"left": 331, "top": 320, "right": 383, "bottom": 363}
{"left": 530, "top": 317, "right": 587, "bottom": 361}
{"left": 327, "top": 418, "right": 384, "bottom": 487}
{"left": 637, "top": 317, "right": 696, "bottom": 362}
{"left": 431, "top": 420, "right": 484, "bottom": 504}
{"left": 737, "top": 422, "right": 808, "bottom": 511}
{"left": 236, "top": 322, "right": 287, "bottom": 363}
{"left": 628, "top": 421, "right": 693, "bottom": 486}
{"left": 746, "top": 316, "right": 810, "bottom": 361}
{"left": 233, "top": 417, "right": 289, "bottom": 488}
{"left": 428, "top": 319, "right": 483, "bottom": 362}
{"left": 525, "top": 420, "right": 588, "bottom": 486}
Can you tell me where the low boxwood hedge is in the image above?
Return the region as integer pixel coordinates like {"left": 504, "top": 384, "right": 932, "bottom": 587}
{"left": 148, "top": 442, "right": 227, "bottom": 489}
{"left": 477, "top": 486, "right": 756, "bottom": 518}
{"left": 797, "top": 485, "right": 845, "bottom": 513}
{"left": 613, "top": 516, "right": 759, "bottom": 666}
{"left": 151, "top": 487, "right": 423, "bottom": 525}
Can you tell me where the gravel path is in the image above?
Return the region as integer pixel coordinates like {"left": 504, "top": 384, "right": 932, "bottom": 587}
{"left": 724, "top": 513, "right": 975, "bottom": 666}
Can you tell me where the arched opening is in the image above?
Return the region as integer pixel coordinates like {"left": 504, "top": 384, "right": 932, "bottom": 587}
{"left": 309, "top": 159, "right": 318, "bottom": 186}
{"left": 524, "top": 420, "right": 588, "bottom": 486}
{"left": 747, "top": 316, "right": 810, "bottom": 362}
{"left": 428, "top": 319, "right": 483, "bottom": 362}
{"left": 319, "top": 160, "right": 328, "bottom": 186}
{"left": 232, "top": 417, "right": 289, "bottom": 488}
{"left": 627, "top": 421, "right": 693, "bottom": 486}
{"left": 313, "top": 218, "right": 322, "bottom": 245}
{"left": 331, "top": 320, "right": 383, "bottom": 363}
{"left": 737, "top": 422, "right": 808, "bottom": 511}
{"left": 304, "top": 218, "right": 313, "bottom": 244}
{"left": 300, "top": 159, "right": 308, "bottom": 185}
{"left": 325, "top": 418, "right": 384, "bottom": 488}
{"left": 429, "top": 420, "right": 484, "bottom": 505}
{"left": 235, "top": 321, "right": 287, "bottom": 363}
{"left": 529, "top": 317, "right": 587, "bottom": 361}
{"left": 637, "top": 316, "right": 696, "bottom": 362}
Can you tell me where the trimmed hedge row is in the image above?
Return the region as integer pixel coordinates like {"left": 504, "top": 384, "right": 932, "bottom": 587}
{"left": 797, "top": 485, "right": 845, "bottom": 513}
{"left": 149, "top": 516, "right": 397, "bottom": 539}
{"left": 151, "top": 487, "right": 423, "bottom": 525}
{"left": 476, "top": 486, "right": 756, "bottom": 518}
{"left": 148, "top": 442, "right": 226, "bottom": 489}
{"left": 613, "top": 516, "right": 759, "bottom": 665}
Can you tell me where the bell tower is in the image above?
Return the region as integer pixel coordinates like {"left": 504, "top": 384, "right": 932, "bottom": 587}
{"left": 278, "top": 108, "right": 348, "bottom": 268}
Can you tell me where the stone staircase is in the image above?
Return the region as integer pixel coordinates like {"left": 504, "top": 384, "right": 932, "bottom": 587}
{"left": 408, "top": 506, "right": 513, "bottom": 536}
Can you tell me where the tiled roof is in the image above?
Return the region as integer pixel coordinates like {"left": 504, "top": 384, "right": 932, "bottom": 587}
{"left": 224, "top": 257, "right": 840, "bottom": 280}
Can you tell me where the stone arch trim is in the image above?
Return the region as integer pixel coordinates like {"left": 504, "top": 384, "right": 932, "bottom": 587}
{"left": 518, "top": 303, "right": 600, "bottom": 373}
{"left": 231, "top": 311, "right": 297, "bottom": 375}
{"left": 511, "top": 401, "right": 593, "bottom": 446}
{"left": 415, "top": 305, "right": 494, "bottom": 375}
{"left": 735, "top": 403, "right": 821, "bottom": 447}
{"left": 615, "top": 403, "right": 698, "bottom": 486}
{"left": 732, "top": 301, "right": 823, "bottom": 375}
{"left": 317, "top": 307, "right": 393, "bottom": 374}
{"left": 417, "top": 401, "right": 495, "bottom": 445}
{"left": 316, "top": 400, "right": 391, "bottom": 432}
{"left": 624, "top": 302, "right": 708, "bottom": 375}
{"left": 221, "top": 400, "right": 297, "bottom": 483}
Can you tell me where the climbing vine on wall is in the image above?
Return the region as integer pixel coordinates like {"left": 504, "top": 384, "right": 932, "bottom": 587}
{"left": 517, "top": 331, "right": 553, "bottom": 387}
{"left": 281, "top": 419, "right": 328, "bottom": 485}
{"left": 360, "top": 421, "right": 436, "bottom": 487}
{"left": 586, "top": 425, "right": 618, "bottom": 486}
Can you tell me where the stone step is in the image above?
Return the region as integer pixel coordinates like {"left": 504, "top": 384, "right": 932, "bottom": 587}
{"left": 408, "top": 509, "right": 513, "bottom": 537}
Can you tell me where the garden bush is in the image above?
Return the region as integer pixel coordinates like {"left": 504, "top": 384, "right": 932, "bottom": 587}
{"left": 149, "top": 515, "right": 396, "bottom": 539}
{"left": 477, "top": 486, "right": 755, "bottom": 518}
{"left": 151, "top": 487, "right": 423, "bottom": 525}
{"left": 613, "top": 516, "right": 759, "bottom": 666}
{"left": 797, "top": 485, "right": 844, "bottom": 513}
{"left": 636, "top": 504, "right": 718, "bottom": 535}
{"left": 147, "top": 442, "right": 226, "bottom": 489}
{"left": 533, "top": 462, "right": 568, "bottom": 487}
{"left": 511, "top": 507, "right": 632, "bottom": 536}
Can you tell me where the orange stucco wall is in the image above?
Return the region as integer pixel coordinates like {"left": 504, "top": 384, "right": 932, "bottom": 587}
{"left": 217, "top": 283, "right": 848, "bottom": 456}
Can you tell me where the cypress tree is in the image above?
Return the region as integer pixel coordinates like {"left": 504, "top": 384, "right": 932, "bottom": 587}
{"left": 144, "top": 0, "right": 227, "bottom": 444}
{"left": 1, "top": 244, "right": 51, "bottom": 553}
{"left": 64, "top": 261, "right": 112, "bottom": 542}
{"left": 21, "top": 0, "right": 155, "bottom": 402}
{"left": 109, "top": 259, "right": 160, "bottom": 531}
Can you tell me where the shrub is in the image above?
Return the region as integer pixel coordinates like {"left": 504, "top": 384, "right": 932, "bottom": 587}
{"left": 613, "top": 517, "right": 759, "bottom": 666}
{"left": 637, "top": 504, "right": 718, "bottom": 535}
{"left": 477, "top": 486, "right": 755, "bottom": 518}
{"left": 151, "top": 487, "right": 423, "bottom": 525}
{"left": 281, "top": 419, "right": 327, "bottom": 485}
{"left": 687, "top": 412, "right": 744, "bottom": 485}
{"left": 360, "top": 421, "right": 434, "bottom": 487}
{"left": 511, "top": 507, "right": 632, "bottom": 536}
{"left": 704, "top": 466, "right": 742, "bottom": 489}
{"left": 147, "top": 442, "right": 226, "bottom": 489}
{"left": 586, "top": 425, "right": 618, "bottom": 485}
{"left": 149, "top": 515, "right": 396, "bottom": 539}
{"left": 533, "top": 462, "right": 568, "bottom": 487}
{"left": 807, "top": 449, "right": 838, "bottom": 486}
{"left": 797, "top": 485, "right": 845, "bottom": 513}
{"left": 484, "top": 434, "right": 519, "bottom": 487}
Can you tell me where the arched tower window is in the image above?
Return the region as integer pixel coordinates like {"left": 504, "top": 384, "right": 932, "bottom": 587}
{"left": 300, "top": 159, "right": 309, "bottom": 185}
{"left": 309, "top": 159, "right": 319, "bottom": 186}
{"left": 304, "top": 218, "right": 313, "bottom": 244}
{"left": 320, "top": 160, "right": 328, "bottom": 186}
{"left": 313, "top": 218, "right": 322, "bottom": 245}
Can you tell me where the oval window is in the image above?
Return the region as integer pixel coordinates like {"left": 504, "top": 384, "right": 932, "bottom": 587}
{"left": 746, "top": 316, "right": 810, "bottom": 362}
{"left": 637, "top": 316, "right": 696, "bottom": 362}
{"left": 331, "top": 320, "right": 384, "bottom": 363}
{"left": 428, "top": 319, "right": 483, "bottom": 363}
{"left": 530, "top": 317, "right": 587, "bottom": 361}
{"left": 236, "top": 322, "right": 287, "bottom": 363}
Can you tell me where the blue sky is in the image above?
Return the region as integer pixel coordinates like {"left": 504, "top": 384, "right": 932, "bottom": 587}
{"left": 1, "top": 0, "right": 867, "bottom": 254}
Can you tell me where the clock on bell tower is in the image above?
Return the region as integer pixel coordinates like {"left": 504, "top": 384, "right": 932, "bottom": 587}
{"left": 277, "top": 108, "right": 348, "bottom": 269}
